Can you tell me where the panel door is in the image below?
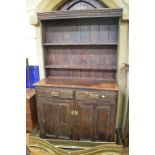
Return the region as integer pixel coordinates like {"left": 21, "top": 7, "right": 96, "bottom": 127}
{"left": 43, "top": 99, "right": 73, "bottom": 139}
{"left": 76, "top": 101, "right": 94, "bottom": 140}
{"left": 94, "top": 103, "right": 116, "bottom": 141}
{"left": 76, "top": 101, "right": 116, "bottom": 141}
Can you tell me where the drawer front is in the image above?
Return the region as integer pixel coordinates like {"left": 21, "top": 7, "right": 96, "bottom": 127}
{"left": 76, "top": 90, "right": 117, "bottom": 103}
{"left": 37, "top": 88, "right": 73, "bottom": 100}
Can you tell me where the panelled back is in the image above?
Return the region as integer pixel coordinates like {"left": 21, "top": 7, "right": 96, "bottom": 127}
{"left": 41, "top": 17, "right": 119, "bottom": 81}
{"left": 42, "top": 18, "right": 118, "bottom": 44}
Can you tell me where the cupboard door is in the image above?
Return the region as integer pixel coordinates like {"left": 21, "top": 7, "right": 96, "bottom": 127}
{"left": 95, "top": 103, "right": 116, "bottom": 141}
{"left": 76, "top": 101, "right": 116, "bottom": 141}
{"left": 74, "top": 101, "right": 116, "bottom": 141}
{"left": 77, "top": 102, "right": 94, "bottom": 140}
{"left": 43, "top": 99, "right": 73, "bottom": 139}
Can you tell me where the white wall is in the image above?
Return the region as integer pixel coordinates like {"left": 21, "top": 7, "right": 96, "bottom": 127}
{"left": 25, "top": 0, "right": 41, "bottom": 65}
{"left": 25, "top": 16, "right": 38, "bottom": 65}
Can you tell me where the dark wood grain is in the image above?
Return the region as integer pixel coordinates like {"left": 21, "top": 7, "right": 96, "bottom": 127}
{"left": 35, "top": 82, "right": 118, "bottom": 141}
{"left": 43, "top": 18, "right": 119, "bottom": 44}
{"left": 78, "top": 102, "right": 94, "bottom": 140}
{"left": 95, "top": 104, "right": 111, "bottom": 141}
{"left": 44, "top": 45, "right": 117, "bottom": 80}
{"left": 26, "top": 89, "right": 38, "bottom": 132}
{"left": 41, "top": 17, "right": 119, "bottom": 81}
{"left": 43, "top": 99, "right": 72, "bottom": 139}
{"left": 43, "top": 43, "right": 118, "bottom": 46}
{"left": 35, "top": 77, "right": 118, "bottom": 91}
{"left": 36, "top": 7, "right": 121, "bottom": 142}
{"left": 44, "top": 65, "right": 116, "bottom": 70}
{"left": 38, "top": 9, "right": 122, "bottom": 20}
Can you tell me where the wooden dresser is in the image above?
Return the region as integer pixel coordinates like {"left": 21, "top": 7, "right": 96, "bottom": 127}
{"left": 35, "top": 8, "right": 122, "bottom": 142}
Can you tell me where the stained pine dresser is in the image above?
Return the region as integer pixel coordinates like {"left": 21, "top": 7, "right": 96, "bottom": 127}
{"left": 35, "top": 8, "right": 122, "bottom": 142}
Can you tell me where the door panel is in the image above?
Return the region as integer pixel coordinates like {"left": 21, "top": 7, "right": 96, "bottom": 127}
{"left": 77, "top": 101, "right": 116, "bottom": 141}
{"left": 58, "top": 102, "right": 72, "bottom": 139}
{"left": 95, "top": 105, "right": 110, "bottom": 141}
{"left": 78, "top": 102, "right": 94, "bottom": 140}
{"left": 43, "top": 100, "right": 72, "bottom": 139}
{"left": 43, "top": 102, "right": 59, "bottom": 138}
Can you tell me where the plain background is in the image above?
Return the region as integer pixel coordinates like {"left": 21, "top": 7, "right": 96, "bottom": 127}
{"left": 0, "top": 0, "right": 155, "bottom": 154}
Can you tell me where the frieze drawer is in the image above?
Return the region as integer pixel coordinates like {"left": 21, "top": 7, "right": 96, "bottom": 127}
{"left": 37, "top": 88, "right": 73, "bottom": 100}
{"left": 76, "top": 90, "right": 117, "bottom": 102}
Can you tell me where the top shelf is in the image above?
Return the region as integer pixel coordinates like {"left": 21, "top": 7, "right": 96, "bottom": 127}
{"left": 38, "top": 8, "right": 122, "bottom": 20}
{"left": 43, "top": 43, "right": 118, "bottom": 46}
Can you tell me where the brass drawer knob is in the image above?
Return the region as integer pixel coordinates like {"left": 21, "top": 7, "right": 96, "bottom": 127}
{"left": 51, "top": 91, "right": 59, "bottom": 97}
{"left": 89, "top": 93, "right": 99, "bottom": 99}
{"left": 101, "top": 95, "right": 105, "bottom": 98}
{"left": 70, "top": 110, "right": 78, "bottom": 116}
{"left": 74, "top": 110, "right": 78, "bottom": 116}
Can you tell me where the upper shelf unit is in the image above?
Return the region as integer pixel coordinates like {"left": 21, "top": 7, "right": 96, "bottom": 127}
{"left": 41, "top": 17, "right": 119, "bottom": 45}
{"left": 38, "top": 9, "right": 122, "bottom": 80}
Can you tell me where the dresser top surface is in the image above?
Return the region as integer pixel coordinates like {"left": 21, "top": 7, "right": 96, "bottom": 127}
{"left": 35, "top": 77, "right": 118, "bottom": 91}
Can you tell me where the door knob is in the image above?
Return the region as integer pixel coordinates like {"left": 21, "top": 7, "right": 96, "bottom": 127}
{"left": 70, "top": 110, "right": 78, "bottom": 116}
{"left": 101, "top": 95, "right": 105, "bottom": 98}
{"left": 74, "top": 110, "right": 78, "bottom": 116}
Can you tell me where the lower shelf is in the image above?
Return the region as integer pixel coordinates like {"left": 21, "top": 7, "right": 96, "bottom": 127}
{"left": 45, "top": 65, "right": 117, "bottom": 70}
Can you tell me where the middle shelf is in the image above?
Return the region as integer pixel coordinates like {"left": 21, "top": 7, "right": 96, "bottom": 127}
{"left": 43, "top": 43, "right": 118, "bottom": 46}
{"left": 44, "top": 65, "right": 117, "bottom": 70}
